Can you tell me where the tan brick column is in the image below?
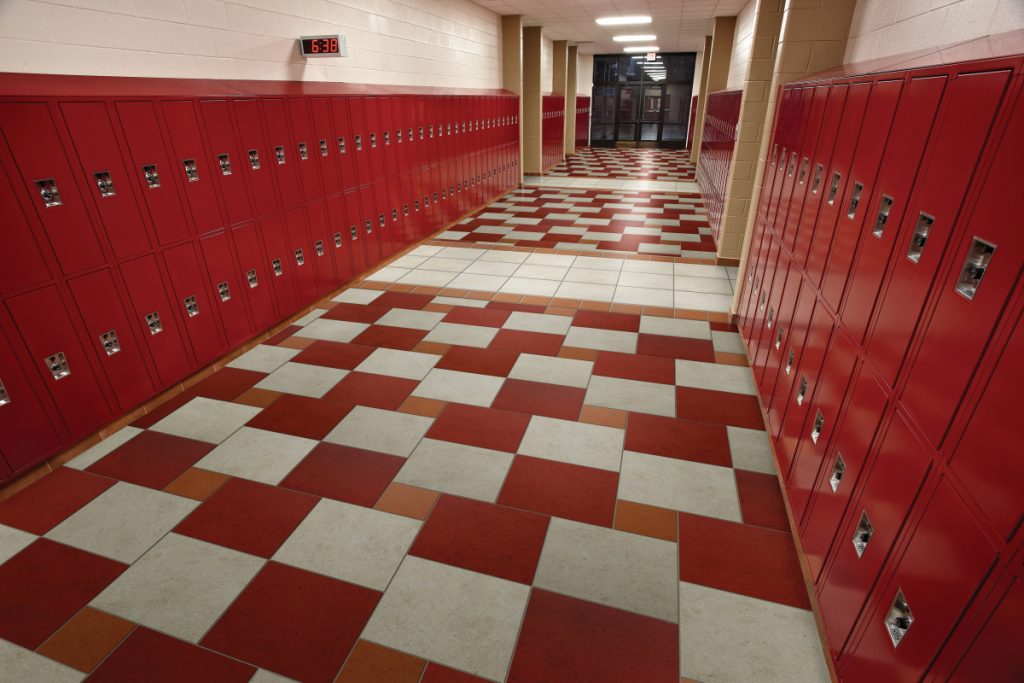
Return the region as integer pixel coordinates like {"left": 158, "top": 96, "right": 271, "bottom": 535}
{"left": 691, "top": 18, "right": 736, "bottom": 165}
{"left": 522, "top": 26, "right": 543, "bottom": 175}
{"left": 501, "top": 15, "right": 524, "bottom": 184}
{"left": 690, "top": 36, "right": 713, "bottom": 152}
{"left": 551, "top": 40, "right": 568, "bottom": 166}
{"left": 565, "top": 45, "right": 578, "bottom": 155}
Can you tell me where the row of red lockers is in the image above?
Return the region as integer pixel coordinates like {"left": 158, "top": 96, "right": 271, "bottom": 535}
{"left": 541, "top": 94, "right": 565, "bottom": 170}
{"left": 575, "top": 96, "right": 590, "bottom": 148}
{"left": 695, "top": 89, "right": 741, "bottom": 244}
{"left": 737, "top": 52, "right": 1024, "bottom": 682}
{"left": 0, "top": 91, "right": 522, "bottom": 482}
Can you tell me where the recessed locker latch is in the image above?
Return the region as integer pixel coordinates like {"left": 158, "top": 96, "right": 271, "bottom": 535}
{"left": 872, "top": 195, "right": 894, "bottom": 238}
{"left": 885, "top": 589, "right": 914, "bottom": 649}
{"left": 44, "top": 352, "right": 70, "bottom": 380}
{"left": 298, "top": 142, "right": 308, "bottom": 160}
{"left": 954, "top": 237, "right": 996, "bottom": 301}
{"left": 796, "top": 376, "right": 808, "bottom": 405}
{"left": 846, "top": 182, "right": 864, "bottom": 219}
{"left": 337, "top": 137, "right": 347, "bottom": 155}
{"left": 246, "top": 269, "right": 259, "bottom": 288}
{"left": 0, "top": 379, "right": 9, "bottom": 406}
{"left": 145, "top": 311, "right": 163, "bottom": 335}
{"left": 906, "top": 212, "right": 934, "bottom": 262}
{"left": 35, "top": 178, "right": 62, "bottom": 207}
{"left": 218, "top": 153, "right": 232, "bottom": 175}
{"left": 275, "top": 146, "right": 286, "bottom": 164}
{"left": 383, "top": 131, "right": 391, "bottom": 146}
{"left": 143, "top": 164, "right": 160, "bottom": 188}
{"left": 272, "top": 258, "right": 283, "bottom": 276}
{"left": 827, "top": 172, "right": 842, "bottom": 205}
{"left": 295, "top": 249, "right": 304, "bottom": 266}
{"left": 248, "top": 150, "right": 261, "bottom": 170}
{"left": 319, "top": 139, "right": 329, "bottom": 157}
{"left": 364, "top": 219, "right": 373, "bottom": 235}
{"left": 355, "top": 135, "right": 363, "bottom": 151}
{"left": 852, "top": 509, "right": 874, "bottom": 558}
{"left": 93, "top": 171, "right": 116, "bottom": 197}
{"left": 217, "top": 281, "right": 231, "bottom": 301}
{"left": 315, "top": 240, "right": 324, "bottom": 256}
{"left": 370, "top": 133, "right": 377, "bottom": 148}
{"left": 333, "top": 232, "right": 342, "bottom": 248}
{"left": 810, "top": 410, "right": 825, "bottom": 444}
{"left": 183, "top": 159, "right": 200, "bottom": 182}
{"left": 99, "top": 330, "right": 121, "bottom": 356}
{"left": 350, "top": 226, "right": 358, "bottom": 241}
{"left": 828, "top": 452, "right": 846, "bottom": 492}
{"left": 774, "top": 326, "right": 784, "bottom": 350}
{"left": 183, "top": 295, "right": 199, "bottom": 317}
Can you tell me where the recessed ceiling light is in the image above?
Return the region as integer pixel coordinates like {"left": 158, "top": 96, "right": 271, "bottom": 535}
{"left": 596, "top": 15, "right": 652, "bottom": 26}
{"left": 613, "top": 34, "right": 657, "bottom": 42}
{"left": 623, "top": 46, "right": 659, "bottom": 53}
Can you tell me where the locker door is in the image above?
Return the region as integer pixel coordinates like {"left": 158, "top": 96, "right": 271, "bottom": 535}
{"left": 902, "top": 83, "right": 1024, "bottom": 449}
{"left": 309, "top": 97, "right": 340, "bottom": 196}
{"left": 775, "top": 88, "right": 814, "bottom": 249}
{"left": 198, "top": 99, "right": 253, "bottom": 226}
{"left": 0, "top": 322, "right": 65, "bottom": 472}
{"left": 230, "top": 222, "right": 279, "bottom": 332}
{"left": 119, "top": 254, "right": 194, "bottom": 385}
{"left": 330, "top": 97, "right": 357, "bottom": 192}
{"left": 358, "top": 184, "right": 383, "bottom": 265}
{"left": 161, "top": 241, "right": 226, "bottom": 366}
{"left": 817, "top": 410, "right": 932, "bottom": 655}
{"left": 5, "top": 287, "right": 114, "bottom": 436}
{"left": 116, "top": 100, "right": 192, "bottom": 245}
{"left": 866, "top": 68, "right": 1012, "bottom": 388}
{"left": 349, "top": 97, "right": 371, "bottom": 185}
{"left": 752, "top": 251, "right": 790, "bottom": 376}
{"left": 306, "top": 199, "right": 338, "bottom": 293}
{"left": 948, "top": 574, "right": 1024, "bottom": 682}
{"left": 801, "top": 365, "right": 889, "bottom": 582}
{"left": 342, "top": 190, "right": 368, "bottom": 275}
{"left": 325, "top": 194, "right": 354, "bottom": 283}
{"left": 199, "top": 231, "right": 253, "bottom": 347}
{"left": 262, "top": 99, "right": 303, "bottom": 207}
{"left": 840, "top": 480, "right": 996, "bottom": 683}
{"left": 0, "top": 162, "right": 53, "bottom": 295}
{"left": 364, "top": 97, "right": 386, "bottom": 182}
{"left": 839, "top": 75, "right": 947, "bottom": 345}
{"left": 393, "top": 96, "right": 411, "bottom": 175}
{"left": 258, "top": 214, "right": 299, "bottom": 313}
{"left": 379, "top": 96, "right": 398, "bottom": 179}
{"left": 0, "top": 102, "right": 107, "bottom": 274}
{"left": 282, "top": 207, "right": 319, "bottom": 304}
{"left": 161, "top": 100, "right": 225, "bottom": 235}
{"left": 288, "top": 98, "right": 321, "bottom": 202}
{"left": 766, "top": 281, "right": 818, "bottom": 437}
{"left": 233, "top": 99, "right": 279, "bottom": 216}
{"left": 758, "top": 261, "right": 803, "bottom": 395}
{"left": 59, "top": 101, "right": 151, "bottom": 259}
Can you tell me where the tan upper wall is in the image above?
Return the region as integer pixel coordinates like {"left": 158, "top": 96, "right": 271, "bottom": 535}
{"left": 727, "top": 0, "right": 757, "bottom": 90}
{"left": 577, "top": 53, "right": 594, "bottom": 97}
{"left": 0, "top": 0, "right": 502, "bottom": 88}
{"left": 541, "top": 34, "right": 553, "bottom": 93}
{"left": 845, "top": 0, "right": 1024, "bottom": 63}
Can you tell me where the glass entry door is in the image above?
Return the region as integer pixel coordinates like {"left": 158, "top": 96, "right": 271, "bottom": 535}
{"left": 640, "top": 85, "right": 663, "bottom": 141}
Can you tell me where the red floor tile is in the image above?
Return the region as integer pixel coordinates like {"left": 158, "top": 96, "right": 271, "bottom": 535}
{"left": 736, "top": 469, "right": 791, "bottom": 532}
{"left": 487, "top": 301, "right": 548, "bottom": 314}
{"left": 709, "top": 321, "right": 739, "bottom": 332}
{"left": 442, "top": 306, "right": 512, "bottom": 328}
{"left": 87, "top": 431, "right": 215, "bottom": 490}
{"left": 189, "top": 367, "right": 265, "bottom": 401}
{"left": 373, "top": 292, "right": 433, "bottom": 310}
{"left": 427, "top": 403, "right": 530, "bottom": 452}
{"left": 592, "top": 350, "right": 675, "bottom": 384}
{"left": 90, "top": 628, "right": 255, "bottom": 683}
{"left": 625, "top": 413, "right": 731, "bottom": 467}
{"left": 281, "top": 443, "right": 405, "bottom": 507}
{"left": 676, "top": 387, "right": 766, "bottom": 430}
{"left": 174, "top": 478, "right": 317, "bottom": 557}
{"left": 572, "top": 309, "right": 640, "bottom": 332}
{"left": 336, "top": 640, "right": 425, "bottom": 682}
{"left": 435, "top": 346, "right": 519, "bottom": 377}
{"left": 498, "top": 456, "right": 617, "bottom": 528}
{"left": 245, "top": 394, "right": 353, "bottom": 440}
{"left": 421, "top": 664, "right": 491, "bottom": 683}
{"left": 132, "top": 391, "right": 194, "bottom": 429}
{"left": 322, "top": 303, "right": 391, "bottom": 324}
{"left": 291, "top": 340, "right": 375, "bottom": 370}
{"left": 0, "top": 467, "right": 114, "bottom": 534}
{"left": 410, "top": 495, "right": 549, "bottom": 584}
{"left": 203, "top": 562, "right": 380, "bottom": 683}
{"left": 267, "top": 325, "right": 302, "bottom": 345}
{"left": 636, "top": 333, "right": 716, "bottom": 362}
{"left": 507, "top": 589, "right": 678, "bottom": 683}
{"left": 489, "top": 329, "right": 564, "bottom": 356}
{"left": 324, "top": 372, "right": 419, "bottom": 410}
{"left": 677, "top": 512, "right": 810, "bottom": 609}
{"left": 0, "top": 539, "right": 126, "bottom": 649}
{"left": 352, "top": 325, "right": 428, "bottom": 350}
{"left": 492, "top": 379, "right": 584, "bottom": 421}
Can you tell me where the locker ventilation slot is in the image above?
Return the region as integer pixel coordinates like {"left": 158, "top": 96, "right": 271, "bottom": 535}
{"left": 829, "top": 453, "right": 846, "bottom": 493}
{"left": 885, "top": 589, "right": 914, "bottom": 649}
{"left": 333, "top": 232, "right": 342, "bottom": 248}
{"left": 872, "top": 195, "right": 893, "bottom": 238}
{"left": 319, "top": 139, "right": 328, "bottom": 157}
{"left": 907, "top": 212, "right": 934, "bottom": 263}
{"left": 183, "top": 159, "right": 199, "bottom": 182}
{"left": 338, "top": 137, "right": 346, "bottom": 154}
{"left": 827, "top": 172, "right": 842, "bottom": 205}
{"left": 248, "top": 150, "right": 261, "bottom": 169}
{"left": 184, "top": 295, "right": 200, "bottom": 317}
{"left": 810, "top": 410, "right": 825, "bottom": 444}
{"left": 35, "top": 178, "right": 62, "bottom": 207}
{"left": 811, "top": 164, "right": 824, "bottom": 194}
{"left": 94, "top": 171, "right": 116, "bottom": 197}
{"left": 145, "top": 311, "right": 163, "bottom": 335}
{"left": 846, "top": 182, "right": 864, "bottom": 219}
{"left": 298, "top": 142, "right": 308, "bottom": 160}
{"left": 246, "top": 269, "right": 259, "bottom": 288}
{"left": 45, "top": 352, "right": 70, "bottom": 380}
{"left": 217, "top": 282, "right": 231, "bottom": 302}
{"left": 954, "top": 237, "right": 996, "bottom": 300}
{"left": 294, "top": 249, "right": 304, "bottom": 266}
{"left": 99, "top": 330, "right": 121, "bottom": 356}
{"left": 350, "top": 226, "right": 358, "bottom": 241}
{"left": 798, "top": 157, "right": 809, "bottom": 185}
{"left": 785, "top": 349, "right": 795, "bottom": 375}
{"left": 796, "top": 376, "right": 808, "bottom": 405}
{"left": 0, "top": 380, "right": 9, "bottom": 406}
{"left": 275, "top": 146, "right": 286, "bottom": 164}
{"left": 272, "top": 259, "right": 283, "bottom": 276}
{"left": 315, "top": 240, "right": 324, "bottom": 256}
{"left": 852, "top": 510, "right": 874, "bottom": 558}
{"left": 218, "top": 154, "right": 232, "bottom": 175}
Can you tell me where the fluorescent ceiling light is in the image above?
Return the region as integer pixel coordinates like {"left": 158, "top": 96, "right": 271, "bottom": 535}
{"left": 613, "top": 34, "right": 657, "bottom": 42}
{"left": 596, "top": 15, "right": 652, "bottom": 26}
{"left": 623, "top": 46, "right": 659, "bottom": 53}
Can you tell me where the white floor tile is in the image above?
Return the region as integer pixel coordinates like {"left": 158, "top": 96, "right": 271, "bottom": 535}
{"left": 513, "top": 264, "right": 569, "bottom": 281}
{"left": 150, "top": 397, "right": 261, "bottom": 445}
{"left": 564, "top": 326, "right": 637, "bottom": 353}
{"left": 66, "top": 427, "right": 144, "bottom": 471}
{"left": 396, "top": 269, "right": 457, "bottom": 287}
{"left": 675, "top": 359, "right": 758, "bottom": 395}
{"left": 509, "top": 353, "right": 593, "bottom": 388}
{"left": 412, "top": 368, "right": 504, "bottom": 407}
{"left": 375, "top": 308, "right": 445, "bottom": 331}
{"left": 618, "top": 271, "right": 674, "bottom": 290}
{"left": 564, "top": 268, "right": 620, "bottom": 285}
{"left": 227, "top": 344, "right": 300, "bottom": 374}
{"left": 639, "top": 316, "right": 712, "bottom": 340}
{"left": 619, "top": 451, "right": 742, "bottom": 521}
{"left": 254, "top": 362, "right": 347, "bottom": 398}
{"left": 423, "top": 322, "right": 500, "bottom": 348}
{"left": 555, "top": 281, "right": 615, "bottom": 302}
{"left": 584, "top": 376, "right": 676, "bottom": 417}
{"left": 503, "top": 311, "right": 573, "bottom": 335}
{"left": 674, "top": 291, "right": 734, "bottom": 312}
{"left": 0, "top": 636, "right": 85, "bottom": 682}
{"left": 324, "top": 406, "right": 433, "bottom": 457}
{"left": 447, "top": 272, "right": 509, "bottom": 291}
{"left": 727, "top": 426, "right": 777, "bottom": 474}
{"left": 518, "top": 416, "right": 624, "bottom": 471}
{"left": 614, "top": 286, "right": 674, "bottom": 308}
{"left": 366, "top": 267, "right": 411, "bottom": 283}
{"left": 294, "top": 318, "right": 369, "bottom": 343}
{"left": 355, "top": 348, "right": 440, "bottom": 380}
{"left": 196, "top": 427, "right": 318, "bottom": 485}
{"left": 0, "top": 524, "right": 35, "bottom": 566}
{"left": 396, "top": 439, "right": 515, "bottom": 501}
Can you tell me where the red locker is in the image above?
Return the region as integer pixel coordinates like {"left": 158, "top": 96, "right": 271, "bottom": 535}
{"left": 287, "top": 97, "right": 321, "bottom": 201}
{"left": 330, "top": 96, "right": 358, "bottom": 192}
{"left": 348, "top": 97, "right": 371, "bottom": 184}
{"left": 817, "top": 410, "right": 932, "bottom": 655}
{"left": 229, "top": 222, "right": 279, "bottom": 332}
{"left": 0, "top": 162, "right": 53, "bottom": 295}
{"left": 839, "top": 479, "right": 997, "bottom": 683}
{"left": 305, "top": 199, "right": 339, "bottom": 293}
{"left": 359, "top": 184, "right": 382, "bottom": 265}
{"left": 232, "top": 98, "right": 279, "bottom": 216}
{"left": 775, "top": 88, "right": 814, "bottom": 249}
{"left": 5, "top": 286, "right": 113, "bottom": 436}
{"left": 0, "top": 102, "right": 107, "bottom": 274}
{"left": 363, "top": 97, "right": 386, "bottom": 181}
{"left": 262, "top": 98, "right": 303, "bottom": 207}
{"left": 119, "top": 254, "right": 194, "bottom": 385}
{"left": 161, "top": 241, "right": 226, "bottom": 366}
{"left": 116, "top": 100, "right": 192, "bottom": 245}
{"left": 199, "top": 231, "right": 253, "bottom": 346}
{"left": 258, "top": 214, "right": 299, "bottom": 313}
{"left": 161, "top": 100, "right": 225, "bottom": 235}
{"left": 198, "top": 99, "right": 253, "bottom": 226}
{"left": 866, "top": 68, "right": 1012, "bottom": 387}
{"left": 947, "top": 574, "right": 1024, "bottom": 682}
{"left": 839, "top": 75, "right": 947, "bottom": 345}
{"left": 324, "top": 194, "right": 354, "bottom": 283}
{"left": 282, "top": 207, "right": 319, "bottom": 303}
{"left": 758, "top": 261, "right": 803, "bottom": 395}
{"left": 342, "top": 190, "right": 368, "bottom": 275}
{"left": 309, "top": 97, "right": 340, "bottom": 196}
{"left": 59, "top": 101, "right": 151, "bottom": 259}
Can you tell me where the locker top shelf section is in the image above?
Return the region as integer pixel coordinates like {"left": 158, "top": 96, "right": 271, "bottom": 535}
{"left": 0, "top": 72, "right": 517, "bottom": 99}
{"left": 795, "top": 28, "right": 1024, "bottom": 84}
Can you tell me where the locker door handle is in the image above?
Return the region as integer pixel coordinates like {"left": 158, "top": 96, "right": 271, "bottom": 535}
{"left": 828, "top": 452, "right": 846, "bottom": 492}
{"left": 295, "top": 249, "right": 304, "bottom": 266}
{"left": 872, "top": 195, "right": 893, "bottom": 238}
{"left": 906, "top": 212, "right": 934, "bottom": 262}
{"left": 350, "top": 226, "right": 358, "bottom": 241}
{"left": 315, "top": 240, "right": 324, "bottom": 256}
{"left": 183, "top": 159, "right": 199, "bottom": 182}
{"left": 774, "top": 326, "right": 784, "bottom": 350}
{"left": 142, "top": 164, "right": 160, "bottom": 188}
{"left": 370, "top": 133, "right": 377, "bottom": 148}
{"left": 795, "top": 376, "right": 808, "bottom": 405}
{"left": 397, "top": 129, "right": 403, "bottom": 143}
{"left": 0, "top": 379, "right": 9, "bottom": 406}
{"left": 333, "top": 232, "right": 342, "bottom": 248}
{"left": 35, "top": 178, "right": 63, "bottom": 207}
{"left": 248, "top": 149, "right": 261, "bottom": 170}
{"left": 218, "top": 153, "right": 232, "bottom": 175}
{"left": 93, "top": 171, "right": 116, "bottom": 197}
{"left": 798, "top": 157, "right": 809, "bottom": 185}
{"left": 852, "top": 509, "right": 874, "bottom": 558}
{"left": 364, "top": 219, "right": 373, "bottom": 235}
{"left": 272, "top": 258, "right": 283, "bottom": 276}
{"left": 378, "top": 213, "right": 386, "bottom": 228}
{"left": 217, "top": 281, "right": 231, "bottom": 301}
{"left": 183, "top": 295, "right": 199, "bottom": 317}
{"left": 766, "top": 306, "right": 775, "bottom": 330}
{"left": 846, "top": 182, "right": 864, "bottom": 219}
{"left": 403, "top": 204, "right": 409, "bottom": 216}
{"left": 99, "top": 330, "right": 121, "bottom": 356}
{"left": 383, "top": 131, "right": 390, "bottom": 146}
{"left": 826, "top": 172, "right": 842, "bottom": 205}
{"left": 337, "top": 137, "right": 347, "bottom": 154}
{"left": 246, "top": 269, "right": 259, "bottom": 288}
{"left": 811, "top": 163, "right": 824, "bottom": 194}
{"left": 884, "top": 589, "right": 914, "bottom": 648}
{"left": 145, "top": 311, "right": 163, "bottom": 335}
{"left": 810, "top": 410, "right": 825, "bottom": 444}
{"left": 319, "top": 139, "right": 329, "bottom": 157}
{"left": 954, "top": 237, "right": 996, "bottom": 300}
{"left": 275, "top": 146, "right": 286, "bottom": 164}
{"left": 355, "top": 135, "right": 362, "bottom": 151}
{"left": 44, "top": 352, "right": 70, "bottom": 380}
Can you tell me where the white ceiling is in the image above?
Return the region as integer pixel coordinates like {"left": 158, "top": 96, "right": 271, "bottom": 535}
{"left": 472, "top": 0, "right": 749, "bottom": 54}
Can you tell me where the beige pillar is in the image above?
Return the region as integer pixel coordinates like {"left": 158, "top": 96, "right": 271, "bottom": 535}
{"left": 501, "top": 15, "right": 524, "bottom": 184}
{"left": 731, "top": 0, "right": 858, "bottom": 304}
{"left": 691, "top": 18, "right": 735, "bottom": 165}
{"left": 565, "top": 45, "right": 578, "bottom": 155}
{"left": 551, "top": 40, "right": 568, "bottom": 167}
{"left": 522, "top": 26, "right": 543, "bottom": 175}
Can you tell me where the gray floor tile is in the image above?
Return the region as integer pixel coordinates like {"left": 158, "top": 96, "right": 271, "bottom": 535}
{"left": 324, "top": 406, "right": 433, "bottom": 457}
{"left": 0, "top": 524, "right": 36, "bottom": 566}
{"left": 395, "top": 439, "right": 515, "bottom": 501}
{"left": 375, "top": 307, "right": 446, "bottom": 331}
{"left": 727, "top": 426, "right": 777, "bottom": 474}
{"left": 639, "top": 315, "right": 712, "bottom": 340}
{"left": 618, "top": 451, "right": 742, "bottom": 522}
{"left": 0, "top": 639, "right": 84, "bottom": 683}
{"left": 294, "top": 318, "right": 370, "bottom": 343}
{"left": 518, "top": 416, "right": 624, "bottom": 471}
{"left": 423, "top": 322, "right": 500, "bottom": 349}
{"left": 227, "top": 344, "right": 300, "bottom": 373}
{"left": 675, "top": 359, "right": 757, "bottom": 395}
{"left": 150, "top": 397, "right": 261, "bottom": 445}
{"left": 254, "top": 361, "right": 347, "bottom": 398}
{"left": 564, "top": 326, "right": 637, "bottom": 353}
{"left": 503, "top": 311, "right": 573, "bottom": 335}
{"left": 412, "top": 368, "right": 504, "bottom": 407}
{"left": 355, "top": 348, "right": 440, "bottom": 380}
{"left": 196, "top": 426, "right": 318, "bottom": 485}
{"left": 584, "top": 375, "right": 676, "bottom": 417}
{"left": 509, "top": 353, "right": 593, "bottom": 388}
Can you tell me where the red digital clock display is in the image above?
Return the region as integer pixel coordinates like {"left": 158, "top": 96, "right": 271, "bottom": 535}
{"left": 299, "top": 35, "right": 345, "bottom": 58}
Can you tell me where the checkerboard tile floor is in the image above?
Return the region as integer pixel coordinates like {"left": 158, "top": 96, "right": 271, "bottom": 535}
{"left": 0, "top": 154, "right": 829, "bottom": 683}
{"left": 546, "top": 147, "right": 697, "bottom": 181}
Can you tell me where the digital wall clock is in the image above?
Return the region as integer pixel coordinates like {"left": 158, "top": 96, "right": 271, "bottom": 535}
{"left": 298, "top": 35, "right": 347, "bottom": 58}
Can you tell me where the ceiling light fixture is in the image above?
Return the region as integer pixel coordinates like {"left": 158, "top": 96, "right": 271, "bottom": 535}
{"left": 612, "top": 34, "right": 657, "bottom": 42}
{"left": 596, "top": 15, "right": 652, "bottom": 26}
{"left": 623, "top": 46, "right": 659, "bottom": 53}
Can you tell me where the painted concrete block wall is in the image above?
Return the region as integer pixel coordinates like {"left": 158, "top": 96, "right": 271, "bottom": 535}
{"left": 577, "top": 53, "right": 593, "bottom": 96}
{"left": 0, "top": 0, "right": 503, "bottom": 88}
{"left": 727, "top": 0, "right": 757, "bottom": 90}
{"left": 845, "top": 0, "right": 1024, "bottom": 62}
{"left": 541, "top": 35, "right": 553, "bottom": 93}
